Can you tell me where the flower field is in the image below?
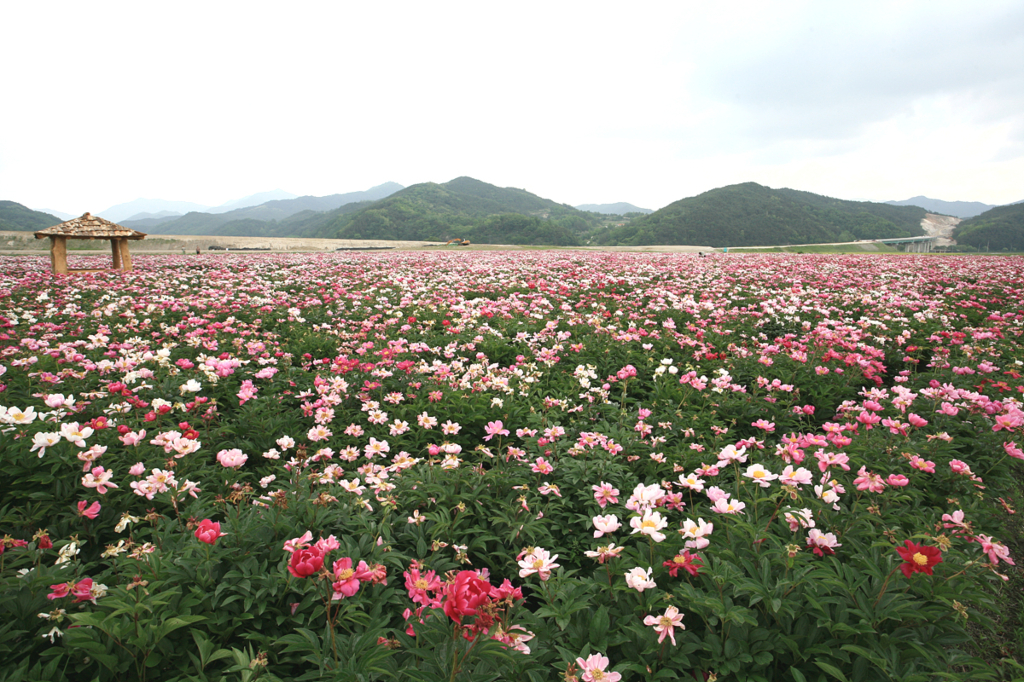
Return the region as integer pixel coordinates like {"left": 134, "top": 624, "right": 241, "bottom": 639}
{"left": 1, "top": 251, "right": 1022, "bottom": 682}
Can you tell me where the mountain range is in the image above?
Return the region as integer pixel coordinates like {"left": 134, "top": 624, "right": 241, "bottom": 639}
{"left": 6, "top": 181, "right": 1024, "bottom": 250}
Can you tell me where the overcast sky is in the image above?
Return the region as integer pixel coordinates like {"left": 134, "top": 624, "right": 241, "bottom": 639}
{"left": 2, "top": 1, "right": 1022, "bottom": 215}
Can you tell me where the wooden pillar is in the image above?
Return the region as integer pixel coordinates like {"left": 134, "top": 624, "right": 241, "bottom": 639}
{"left": 120, "top": 239, "right": 133, "bottom": 272}
{"left": 50, "top": 236, "right": 68, "bottom": 275}
{"left": 111, "top": 238, "right": 122, "bottom": 269}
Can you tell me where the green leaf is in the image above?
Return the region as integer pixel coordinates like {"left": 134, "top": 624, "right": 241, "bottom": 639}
{"left": 814, "top": 660, "right": 850, "bottom": 682}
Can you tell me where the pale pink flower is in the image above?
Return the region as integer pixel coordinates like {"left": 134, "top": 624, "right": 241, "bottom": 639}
{"left": 216, "top": 448, "right": 248, "bottom": 468}
{"left": 60, "top": 422, "right": 93, "bottom": 447}
{"left": 283, "top": 531, "right": 314, "bottom": 553}
{"left": 364, "top": 438, "right": 390, "bottom": 458}
{"left": 625, "top": 483, "right": 665, "bottom": 512}
{"left": 711, "top": 498, "right": 746, "bottom": 514}
{"left": 677, "top": 472, "right": 705, "bottom": 492}
{"left": 705, "top": 486, "right": 729, "bottom": 503}
{"left": 82, "top": 467, "right": 117, "bottom": 494}
{"left": 743, "top": 463, "right": 777, "bottom": 487}
{"left": 624, "top": 566, "right": 656, "bottom": 592}
{"left": 644, "top": 605, "right": 685, "bottom": 645}
{"left": 784, "top": 508, "right": 815, "bottom": 531}
{"left": 629, "top": 509, "right": 668, "bottom": 542}
{"left": 778, "top": 465, "right": 813, "bottom": 486}
{"left": 977, "top": 535, "right": 1015, "bottom": 566}
{"left": 77, "top": 445, "right": 107, "bottom": 472}
{"left": 717, "top": 444, "right": 747, "bottom": 466}
{"left": 518, "top": 547, "right": 560, "bottom": 580}
{"left": 593, "top": 514, "right": 621, "bottom": 538}
{"left": 806, "top": 529, "right": 841, "bottom": 556}
{"left": 680, "top": 518, "right": 713, "bottom": 549}
{"left": 416, "top": 412, "right": 438, "bottom": 429}
{"left": 575, "top": 653, "right": 621, "bottom": 682}
{"left": 30, "top": 431, "right": 62, "bottom": 458}
{"left": 483, "top": 420, "right": 509, "bottom": 441}
{"left": 118, "top": 429, "right": 146, "bottom": 446}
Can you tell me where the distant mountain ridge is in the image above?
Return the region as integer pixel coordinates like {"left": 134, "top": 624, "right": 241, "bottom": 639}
{"left": 575, "top": 202, "right": 653, "bottom": 215}
{"left": 124, "top": 183, "right": 405, "bottom": 235}
{"left": 35, "top": 208, "right": 75, "bottom": 221}
{"left": 101, "top": 199, "right": 212, "bottom": 223}
{"left": 209, "top": 190, "right": 298, "bottom": 214}
{"left": 595, "top": 182, "right": 927, "bottom": 248}
{"left": 886, "top": 196, "right": 995, "bottom": 219}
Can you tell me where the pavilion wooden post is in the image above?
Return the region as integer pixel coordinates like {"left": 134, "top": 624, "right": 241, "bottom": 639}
{"left": 120, "top": 239, "right": 133, "bottom": 271}
{"left": 111, "top": 238, "right": 122, "bottom": 269}
{"left": 50, "top": 236, "right": 68, "bottom": 275}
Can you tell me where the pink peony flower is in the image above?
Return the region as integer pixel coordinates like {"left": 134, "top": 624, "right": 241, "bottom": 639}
{"left": 77, "top": 500, "right": 101, "bottom": 519}
{"left": 216, "top": 448, "right": 248, "bottom": 468}
{"left": 592, "top": 481, "right": 619, "bottom": 508}
{"left": 482, "top": 420, "right": 509, "bottom": 441}
{"left": 194, "top": 519, "right": 225, "bottom": 545}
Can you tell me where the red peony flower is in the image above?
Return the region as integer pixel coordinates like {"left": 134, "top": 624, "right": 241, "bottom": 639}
{"left": 896, "top": 540, "right": 943, "bottom": 577}
{"left": 194, "top": 519, "right": 225, "bottom": 545}
{"left": 442, "top": 570, "right": 491, "bottom": 623}
{"left": 288, "top": 546, "right": 325, "bottom": 578}
{"left": 663, "top": 550, "right": 703, "bottom": 577}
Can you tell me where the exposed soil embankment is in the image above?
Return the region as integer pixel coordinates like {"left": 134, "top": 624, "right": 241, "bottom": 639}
{"left": 921, "top": 213, "right": 961, "bottom": 246}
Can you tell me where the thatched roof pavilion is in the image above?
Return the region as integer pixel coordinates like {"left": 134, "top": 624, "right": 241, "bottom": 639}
{"left": 34, "top": 213, "right": 146, "bottom": 274}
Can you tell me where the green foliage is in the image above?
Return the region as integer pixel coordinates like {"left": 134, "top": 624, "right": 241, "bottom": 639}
{"left": 595, "top": 182, "right": 927, "bottom": 247}
{"left": 953, "top": 204, "right": 1024, "bottom": 252}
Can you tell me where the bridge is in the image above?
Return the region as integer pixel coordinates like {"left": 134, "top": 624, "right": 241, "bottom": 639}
{"left": 871, "top": 236, "right": 936, "bottom": 253}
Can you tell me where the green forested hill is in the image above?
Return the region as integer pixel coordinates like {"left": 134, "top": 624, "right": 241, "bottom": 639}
{"left": 0, "top": 201, "right": 62, "bottom": 232}
{"left": 953, "top": 203, "right": 1024, "bottom": 251}
{"left": 310, "top": 177, "right": 599, "bottom": 245}
{"left": 594, "top": 183, "right": 927, "bottom": 247}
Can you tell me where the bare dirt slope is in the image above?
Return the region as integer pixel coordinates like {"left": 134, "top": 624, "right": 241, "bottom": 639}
{"left": 921, "top": 213, "right": 961, "bottom": 246}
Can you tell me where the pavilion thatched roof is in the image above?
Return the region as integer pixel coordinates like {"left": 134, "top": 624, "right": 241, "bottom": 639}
{"left": 34, "top": 213, "right": 147, "bottom": 240}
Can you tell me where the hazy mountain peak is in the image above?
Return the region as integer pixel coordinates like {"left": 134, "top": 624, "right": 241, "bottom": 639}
{"left": 575, "top": 202, "right": 653, "bottom": 215}
{"left": 209, "top": 189, "right": 299, "bottom": 214}
{"left": 34, "top": 208, "right": 76, "bottom": 221}
{"left": 885, "top": 196, "right": 994, "bottom": 219}
{"left": 101, "top": 198, "right": 212, "bottom": 223}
